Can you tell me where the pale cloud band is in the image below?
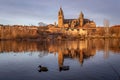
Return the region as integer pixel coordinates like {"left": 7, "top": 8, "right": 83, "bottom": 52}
{"left": 0, "top": 0, "right": 119, "bottom": 26}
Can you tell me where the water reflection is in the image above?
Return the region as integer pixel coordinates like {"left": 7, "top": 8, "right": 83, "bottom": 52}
{"left": 0, "top": 39, "right": 120, "bottom": 61}
{"left": 0, "top": 39, "right": 120, "bottom": 80}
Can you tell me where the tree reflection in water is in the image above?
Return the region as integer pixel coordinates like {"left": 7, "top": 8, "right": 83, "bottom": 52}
{"left": 0, "top": 39, "right": 120, "bottom": 72}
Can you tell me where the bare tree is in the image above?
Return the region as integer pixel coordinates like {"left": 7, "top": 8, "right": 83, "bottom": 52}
{"left": 104, "top": 19, "right": 110, "bottom": 37}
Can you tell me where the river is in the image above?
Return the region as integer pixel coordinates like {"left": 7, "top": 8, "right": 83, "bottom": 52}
{"left": 0, "top": 39, "right": 120, "bottom": 80}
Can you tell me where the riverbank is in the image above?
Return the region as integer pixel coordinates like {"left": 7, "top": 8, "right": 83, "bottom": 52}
{"left": 0, "top": 25, "right": 120, "bottom": 40}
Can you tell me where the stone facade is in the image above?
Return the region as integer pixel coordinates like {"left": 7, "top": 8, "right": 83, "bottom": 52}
{"left": 58, "top": 7, "right": 96, "bottom": 28}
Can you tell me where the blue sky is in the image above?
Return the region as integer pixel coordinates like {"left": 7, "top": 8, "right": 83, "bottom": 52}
{"left": 0, "top": 0, "right": 120, "bottom": 26}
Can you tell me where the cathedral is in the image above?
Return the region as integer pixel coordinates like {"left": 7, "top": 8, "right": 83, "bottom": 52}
{"left": 58, "top": 7, "right": 96, "bottom": 28}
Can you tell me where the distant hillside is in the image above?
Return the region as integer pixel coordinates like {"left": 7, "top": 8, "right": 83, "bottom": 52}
{"left": 38, "top": 22, "right": 47, "bottom": 26}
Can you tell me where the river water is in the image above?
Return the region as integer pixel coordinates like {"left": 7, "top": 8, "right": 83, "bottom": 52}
{"left": 0, "top": 39, "right": 120, "bottom": 80}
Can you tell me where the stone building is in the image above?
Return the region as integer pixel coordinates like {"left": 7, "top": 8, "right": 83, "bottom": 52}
{"left": 58, "top": 7, "right": 96, "bottom": 28}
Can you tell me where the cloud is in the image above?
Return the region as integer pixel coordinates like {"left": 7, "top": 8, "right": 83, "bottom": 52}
{"left": 0, "top": 0, "right": 120, "bottom": 26}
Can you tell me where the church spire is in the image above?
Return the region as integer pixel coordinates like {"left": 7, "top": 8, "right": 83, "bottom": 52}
{"left": 58, "top": 7, "right": 64, "bottom": 27}
{"left": 60, "top": 6, "right": 62, "bottom": 11}
{"left": 80, "top": 11, "right": 84, "bottom": 19}
{"left": 79, "top": 11, "right": 84, "bottom": 27}
{"left": 59, "top": 7, "right": 63, "bottom": 15}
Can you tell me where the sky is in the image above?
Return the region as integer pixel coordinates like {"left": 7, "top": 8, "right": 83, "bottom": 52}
{"left": 0, "top": 0, "right": 120, "bottom": 26}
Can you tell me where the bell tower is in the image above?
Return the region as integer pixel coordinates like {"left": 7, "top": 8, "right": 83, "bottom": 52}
{"left": 79, "top": 11, "right": 84, "bottom": 27}
{"left": 58, "top": 7, "right": 64, "bottom": 27}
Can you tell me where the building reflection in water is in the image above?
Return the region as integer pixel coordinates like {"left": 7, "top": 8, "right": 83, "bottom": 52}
{"left": 57, "top": 40, "right": 96, "bottom": 70}
{"left": 0, "top": 39, "right": 120, "bottom": 69}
